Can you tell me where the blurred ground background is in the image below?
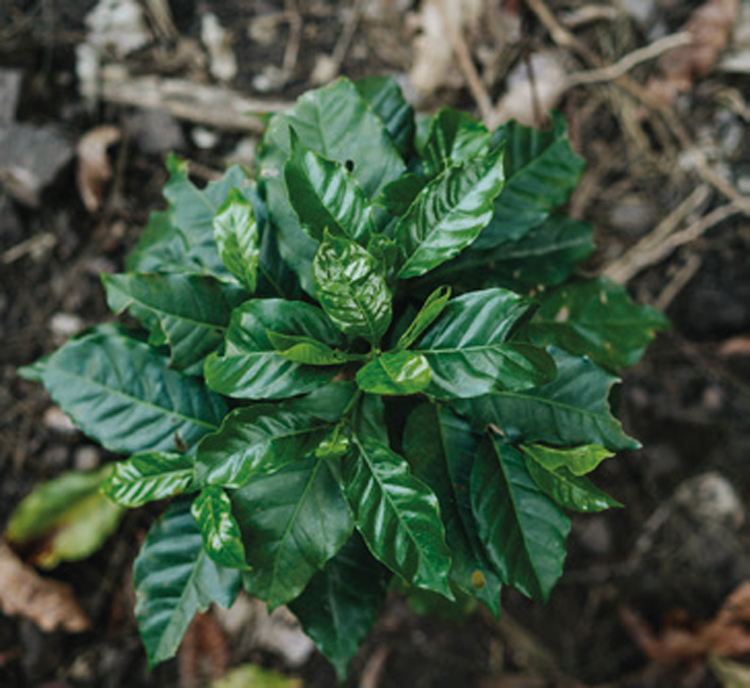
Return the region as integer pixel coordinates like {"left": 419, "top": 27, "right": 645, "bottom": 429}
{"left": 1, "top": 0, "right": 750, "bottom": 686}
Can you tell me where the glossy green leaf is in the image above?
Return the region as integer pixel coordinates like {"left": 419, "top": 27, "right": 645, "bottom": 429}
{"left": 525, "top": 459, "right": 622, "bottom": 513}
{"left": 414, "top": 288, "right": 556, "bottom": 398}
{"left": 475, "top": 113, "right": 585, "bottom": 248}
{"left": 266, "top": 330, "right": 365, "bottom": 366}
{"left": 403, "top": 403, "right": 503, "bottom": 616}
{"left": 527, "top": 276, "right": 671, "bottom": 371}
{"left": 355, "top": 74, "right": 415, "bottom": 160}
{"left": 191, "top": 485, "right": 249, "bottom": 568}
{"left": 521, "top": 443, "right": 614, "bottom": 477}
{"left": 125, "top": 210, "right": 189, "bottom": 274}
{"left": 195, "top": 405, "right": 332, "bottom": 488}
{"left": 355, "top": 350, "right": 431, "bottom": 395}
{"left": 313, "top": 233, "right": 392, "bottom": 344}
{"left": 40, "top": 327, "right": 226, "bottom": 454}
{"left": 103, "top": 272, "right": 246, "bottom": 372}
{"left": 255, "top": 210, "right": 303, "bottom": 300}
{"left": 259, "top": 78, "right": 405, "bottom": 293}
{"left": 164, "top": 154, "right": 250, "bottom": 277}
{"left": 471, "top": 437, "right": 570, "bottom": 602}
{"left": 102, "top": 452, "right": 195, "bottom": 507}
{"left": 233, "top": 454, "right": 354, "bottom": 608}
{"left": 351, "top": 392, "right": 389, "bottom": 444}
{"left": 204, "top": 299, "right": 342, "bottom": 399}
{"left": 344, "top": 434, "right": 453, "bottom": 597}
{"left": 213, "top": 188, "right": 260, "bottom": 292}
{"left": 290, "top": 533, "right": 390, "bottom": 681}
{"left": 133, "top": 497, "right": 240, "bottom": 668}
{"left": 6, "top": 465, "right": 125, "bottom": 569}
{"left": 433, "top": 214, "right": 594, "bottom": 292}
{"left": 212, "top": 665, "right": 302, "bottom": 688}
{"left": 376, "top": 173, "right": 429, "bottom": 216}
{"left": 283, "top": 380, "right": 358, "bottom": 422}
{"left": 284, "top": 129, "right": 375, "bottom": 243}
{"left": 395, "top": 147, "right": 505, "bottom": 279}
{"left": 455, "top": 346, "right": 639, "bottom": 451}
{"left": 421, "top": 108, "right": 491, "bottom": 177}
{"left": 397, "top": 285, "right": 451, "bottom": 350}
{"left": 315, "top": 423, "right": 353, "bottom": 460}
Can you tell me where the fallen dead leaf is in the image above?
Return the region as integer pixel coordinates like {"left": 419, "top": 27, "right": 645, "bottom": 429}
{"left": 76, "top": 124, "right": 121, "bottom": 213}
{"left": 0, "top": 541, "right": 90, "bottom": 633}
{"left": 645, "top": 0, "right": 739, "bottom": 106}
{"left": 621, "top": 581, "right": 750, "bottom": 666}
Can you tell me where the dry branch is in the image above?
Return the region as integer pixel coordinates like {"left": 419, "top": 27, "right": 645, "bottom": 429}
{"left": 100, "top": 66, "right": 292, "bottom": 133}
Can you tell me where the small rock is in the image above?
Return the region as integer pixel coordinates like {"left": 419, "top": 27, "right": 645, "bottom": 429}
{"left": 201, "top": 12, "right": 237, "bottom": 82}
{"left": 50, "top": 312, "right": 85, "bottom": 340}
{"left": 74, "top": 446, "right": 101, "bottom": 471}
{"left": 191, "top": 126, "right": 219, "bottom": 149}
{"left": 43, "top": 407, "right": 79, "bottom": 435}
{"left": 0, "top": 124, "right": 75, "bottom": 207}
{"left": 609, "top": 194, "right": 656, "bottom": 236}
{"left": 128, "top": 109, "right": 185, "bottom": 155}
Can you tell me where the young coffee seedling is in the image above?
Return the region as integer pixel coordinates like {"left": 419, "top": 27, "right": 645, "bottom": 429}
{"left": 15, "top": 76, "right": 667, "bottom": 679}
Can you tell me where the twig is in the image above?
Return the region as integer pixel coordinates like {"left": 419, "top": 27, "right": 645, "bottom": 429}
{"left": 567, "top": 33, "right": 693, "bottom": 86}
{"left": 524, "top": 0, "right": 750, "bottom": 215}
{"left": 280, "top": 0, "right": 302, "bottom": 83}
{"left": 605, "top": 199, "right": 739, "bottom": 283}
{"left": 100, "top": 67, "right": 292, "bottom": 133}
{"left": 603, "top": 185, "right": 709, "bottom": 283}
{"left": 437, "top": 0, "right": 495, "bottom": 126}
{"left": 655, "top": 253, "right": 702, "bottom": 311}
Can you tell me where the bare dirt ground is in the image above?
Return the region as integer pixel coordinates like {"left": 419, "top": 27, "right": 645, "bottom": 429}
{"left": 1, "top": 1, "right": 750, "bottom": 687}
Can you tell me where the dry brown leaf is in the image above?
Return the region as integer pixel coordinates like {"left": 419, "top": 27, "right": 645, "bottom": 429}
{"left": 179, "top": 611, "right": 230, "bottom": 688}
{"left": 621, "top": 581, "right": 750, "bottom": 666}
{"left": 645, "top": 0, "right": 739, "bottom": 106}
{"left": 0, "top": 541, "right": 90, "bottom": 633}
{"left": 76, "top": 124, "right": 121, "bottom": 213}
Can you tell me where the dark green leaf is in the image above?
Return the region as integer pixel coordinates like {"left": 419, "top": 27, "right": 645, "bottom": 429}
{"left": 524, "top": 459, "right": 622, "bottom": 513}
{"left": 520, "top": 443, "right": 614, "bottom": 476}
{"left": 125, "top": 210, "right": 189, "bottom": 274}
{"left": 344, "top": 434, "right": 453, "bottom": 597}
{"left": 421, "top": 108, "right": 491, "bottom": 177}
{"left": 315, "top": 423, "right": 353, "bottom": 460}
{"left": 395, "top": 147, "right": 505, "bottom": 279}
{"left": 290, "top": 533, "right": 389, "bottom": 681}
{"left": 355, "top": 350, "right": 431, "bottom": 395}
{"left": 195, "top": 405, "right": 331, "bottom": 488}
{"left": 213, "top": 188, "right": 261, "bottom": 292}
{"left": 355, "top": 74, "right": 415, "bottom": 160}
{"left": 6, "top": 466, "right": 125, "bottom": 569}
{"left": 283, "top": 381, "right": 358, "bottom": 422}
{"left": 103, "top": 272, "right": 246, "bottom": 372}
{"left": 475, "top": 114, "right": 585, "bottom": 248}
{"left": 191, "top": 485, "right": 249, "bottom": 568}
{"left": 204, "top": 299, "right": 342, "bottom": 399}
{"left": 256, "top": 215, "right": 303, "bottom": 300}
{"left": 414, "top": 288, "right": 556, "bottom": 398}
{"left": 284, "top": 129, "right": 375, "bottom": 243}
{"left": 102, "top": 452, "right": 195, "bottom": 507}
{"left": 133, "top": 497, "right": 240, "bottom": 667}
{"left": 233, "top": 455, "right": 354, "bottom": 608}
{"left": 351, "top": 393, "right": 389, "bottom": 444}
{"left": 376, "top": 173, "right": 429, "bottom": 216}
{"left": 455, "top": 346, "right": 639, "bottom": 451}
{"left": 313, "top": 233, "right": 392, "bottom": 344}
{"left": 266, "top": 330, "right": 365, "bottom": 366}
{"left": 403, "top": 404, "right": 503, "bottom": 616}
{"left": 433, "top": 214, "right": 594, "bottom": 292}
{"left": 259, "top": 78, "right": 405, "bottom": 293}
{"left": 164, "top": 155, "right": 250, "bottom": 277}
{"left": 471, "top": 437, "right": 570, "bottom": 602}
{"left": 40, "top": 327, "right": 226, "bottom": 454}
{"left": 526, "top": 276, "right": 671, "bottom": 371}
{"left": 397, "top": 285, "right": 451, "bottom": 350}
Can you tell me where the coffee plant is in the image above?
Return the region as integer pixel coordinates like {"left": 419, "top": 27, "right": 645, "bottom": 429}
{"left": 14, "top": 76, "right": 668, "bottom": 679}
